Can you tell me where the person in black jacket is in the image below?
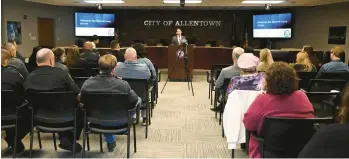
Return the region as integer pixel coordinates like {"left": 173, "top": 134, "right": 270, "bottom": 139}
{"left": 24, "top": 48, "right": 82, "bottom": 152}
{"left": 298, "top": 82, "right": 349, "bottom": 158}
{"left": 65, "top": 45, "right": 90, "bottom": 69}
{"left": 80, "top": 42, "right": 99, "bottom": 64}
{"left": 108, "top": 40, "right": 125, "bottom": 62}
{"left": 27, "top": 46, "right": 42, "bottom": 72}
{"left": 4, "top": 42, "right": 29, "bottom": 78}
{"left": 81, "top": 54, "right": 140, "bottom": 152}
{"left": 1, "top": 49, "right": 30, "bottom": 153}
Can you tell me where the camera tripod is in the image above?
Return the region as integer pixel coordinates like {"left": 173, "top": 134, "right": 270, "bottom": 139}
{"left": 161, "top": 44, "right": 194, "bottom": 96}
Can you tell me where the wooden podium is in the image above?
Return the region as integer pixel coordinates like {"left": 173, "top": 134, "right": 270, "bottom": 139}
{"left": 167, "top": 45, "right": 194, "bottom": 81}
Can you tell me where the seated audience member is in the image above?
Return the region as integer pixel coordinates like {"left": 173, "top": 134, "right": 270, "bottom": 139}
{"left": 24, "top": 48, "right": 82, "bottom": 152}
{"left": 52, "top": 47, "right": 69, "bottom": 74}
{"left": 298, "top": 82, "right": 349, "bottom": 158}
{"left": 109, "top": 40, "right": 125, "bottom": 62}
{"left": 91, "top": 35, "right": 99, "bottom": 49}
{"left": 210, "top": 47, "right": 244, "bottom": 112}
{"left": 80, "top": 41, "right": 99, "bottom": 64}
{"left": 4, "top": 42, "right": 29, "bottom": 78}
{"left": 215, "top": 47, "right": 244, "bottom": 89}
{"left": 293, "top": 51, "right": 317, "bottom": 72}
{"left": 65, "top": 45, "right": 90, "bottom": 68}
{"left": 27, "top": 46, "right": 43, "bottom": 72}
{"left": 10, "top": 40, "right": 25, "bottom": 62}
{"left": 257, "top": 48, "right": 274, "bottom": 72}
{"left": 81, "top": 54, "right": 140, "bottom": 152}
{"left": 243, "top": 46, "right": 254, "bottom": 54}
{"left": 243, "top": 62, "right": 315, "bottom": 158}
{"left": 115, "top": 47, "right": 151, "bottom": 80}
{"left": 115, "top": 47, "right": 150, "bottom": 124}
{"left": 315, "top": 46, "right": 349, "bottom": 78}
{"left": 132, "top": 43, "right": 156, "bottom": 83}
{"left": 303, "top": 45, "right": 320, "bottom": 67}
{"left": 2, "top": 49, "right": 30, "bottom": 153}
{"left": 226, "top": 53, "right": 265, "bottom": 97}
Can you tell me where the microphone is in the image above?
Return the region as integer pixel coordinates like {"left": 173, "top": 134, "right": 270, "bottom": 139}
{"left": 181, "top": 39, "right": 188, "bottom": 45}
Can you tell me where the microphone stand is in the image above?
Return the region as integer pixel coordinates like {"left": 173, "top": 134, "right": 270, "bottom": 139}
{"left": 161, "top": 42, "right": 194, "bottom": 96}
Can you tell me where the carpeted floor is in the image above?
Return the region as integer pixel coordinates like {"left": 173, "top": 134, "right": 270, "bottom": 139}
{"left": 1, "top": 74, "right": 248, "bottom": 158}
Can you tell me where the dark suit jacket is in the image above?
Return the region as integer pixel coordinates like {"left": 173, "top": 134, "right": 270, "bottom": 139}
{"left": 1, "top": 66, "right": 24, "bottom": 115}
{"left": 171, "top": 35, "right": 187, "bottom": 45}
{"left": 109, "top": 50, "right": 125, "bottom": 62}
{"left": 80, "top": 50, "right": 100, "bottom": 64}
{"left": 67, "top": 58, "right": 90, "bottom": 69}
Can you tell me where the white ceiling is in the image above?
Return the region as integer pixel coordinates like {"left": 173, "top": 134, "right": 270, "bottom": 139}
{"left": 25, "top": 0, "right": 349, "bottom": 7}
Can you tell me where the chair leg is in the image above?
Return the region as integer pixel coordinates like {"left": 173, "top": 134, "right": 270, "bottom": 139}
{"left": 127, "top": 126, "right": 131, "bottom": 158}
{"left": 13, "top": 125, "right": 18, "bottom": 158}
{"left": 210, "top": 86, "right": 213, "bottom": 105}
{"left": 87, "top": 133, "right": 90, "bottom": 151}
{"left": 29, "top": 124, "right": 34, "bottom": 158}
{"left": 208, "top": 83, "right": 211, "bottom": 99}
{"left": 82, "top": 111, "right": 87, "bottom": 158}
{"left": 53, "top": 133, "right": 57, "bottom": 150}
{"left": 37, "top": 131, "right": 42, "bottom": 149}
{"left": 73, "top": 114, "right": 77, "bottom": 158}
{"left": 148, "top": 104, "right": 152, "bottom": 126}
{"left": 133, "top": 124, "right": 137, "bottom": 153}
{"left": 99, "top": 134, "right": 103, "bottom": 152}
{"left": 222, "top": 120, "right": 224, "bottom": 138}
{"left": 145, "top": 107, "right": 149, "bottom": 139}
{"left": 232, "top": 149, "right": 235, "bottom": 158}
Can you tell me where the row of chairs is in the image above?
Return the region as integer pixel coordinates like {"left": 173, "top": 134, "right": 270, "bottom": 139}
{"left": 206, "top": 63, "right": 348, "bottom": 158}
{"left": 2, "top": 63, "right": 162, "bottom": 158}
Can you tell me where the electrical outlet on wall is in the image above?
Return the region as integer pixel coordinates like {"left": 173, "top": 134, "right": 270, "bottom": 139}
{"left": 57, "top": 37, "right": 60, "bottom": 41}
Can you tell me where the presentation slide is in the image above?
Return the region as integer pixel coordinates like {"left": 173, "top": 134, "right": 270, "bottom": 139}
{"left": 253, "top": 13, "right": 292, "bottom": 38}
{"left": 75, "top": 12, "right": 115, "bottom": 37}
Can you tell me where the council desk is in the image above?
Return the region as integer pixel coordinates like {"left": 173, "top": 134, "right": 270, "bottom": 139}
{"left": 66, "top": 46, "right": 325, "bottom": 70}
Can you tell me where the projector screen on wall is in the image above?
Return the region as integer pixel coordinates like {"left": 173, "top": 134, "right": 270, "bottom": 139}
{"left": 75, "top": 12, "right": 115, "bottom": 37}
{"left": 253, "top": 13, "right": 292, "bottom": 38}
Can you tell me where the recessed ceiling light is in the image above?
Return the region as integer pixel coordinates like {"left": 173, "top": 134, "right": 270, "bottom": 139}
{"left": 84, "top": 0, "right": 125, "bottom": 4}
{"left": 242, "top": 0, "right": 284, "bottom": 4}
{"left": 163, "top": 0, "right": 202, "bottom": 4}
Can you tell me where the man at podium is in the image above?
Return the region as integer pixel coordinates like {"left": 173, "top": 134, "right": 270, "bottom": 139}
{"left": 171, "top": 28, "right": 187, "bottom": 45}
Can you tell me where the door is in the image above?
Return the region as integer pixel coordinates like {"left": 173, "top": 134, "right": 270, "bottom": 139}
{"left": 38, "top": 18, "right": 54, "bottom": 48}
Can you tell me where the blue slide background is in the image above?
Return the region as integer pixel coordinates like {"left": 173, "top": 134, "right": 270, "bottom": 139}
{"left": 253, "top": 13, "right": 292, "bottom": 29}
{"left": 75, "top": 13, "right": 115, "bottom": 28}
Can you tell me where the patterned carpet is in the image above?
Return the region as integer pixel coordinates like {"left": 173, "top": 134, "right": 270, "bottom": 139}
{"left": 1, "top": 74, "right": 248, "bottom": 158}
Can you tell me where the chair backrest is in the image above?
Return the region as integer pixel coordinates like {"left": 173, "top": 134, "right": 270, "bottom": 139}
{"left": 259, "top": 116, "right": 333, "bottom": 158}
{"left": 81, "top": 93, "right": 131, "bottom": 124}
{"left": 69, "top": 68, "right": 91, "bottom": 77}
{"left": 1, "top": 90, "right": 21, "bottom": 116}
{"left": 25, "top": 91, "right": 77, "bottom": 121}
{"left": 91, "top": 68, "right": 100, "bottom": 76}
{"left": 306, "top": 92, "right": 341, "bottom": 119}
{"left": 320, "top": 72, "right": 349, "bottom": 81}
{"left": 153, "top": 63, "right": 159, "bottom": 73}
{"left": 122, "top": 78, "right": 148, "bottom": 102}
{"left": 297, "top": 72, "right": 317, "bottom": 89}
{"left": 211, "top": 64, "right": 231, "bottom": 79}
{"left": 307, "top": 79, "right": 347, "bottom": 92}
{"left": 72, "top": 77, "right": 90, "bottom": 88}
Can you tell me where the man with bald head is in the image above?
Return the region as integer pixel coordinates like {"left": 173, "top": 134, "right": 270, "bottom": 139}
{"left": 4, "top": 42, "right": 28, "bottom": 78}
{"left": 115, "top": 47, "right": 151, "bottom": 79}
{"left": 115, "top": 47, "right": 150, "bottom": 125}
{"left": 24, "top": 48, "right": 82, "bottom": 152}
{"left": 80, "top": 41, "right": 99, "bottom": 64}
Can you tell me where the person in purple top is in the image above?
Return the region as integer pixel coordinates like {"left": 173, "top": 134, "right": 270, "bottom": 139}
{"left": 226, "top": 53, "right": 265, "bottom": 98}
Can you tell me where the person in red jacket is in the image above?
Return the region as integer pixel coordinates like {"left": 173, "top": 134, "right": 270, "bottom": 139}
{"left": 243, "top": 62, "right": 315, "bottom": 158}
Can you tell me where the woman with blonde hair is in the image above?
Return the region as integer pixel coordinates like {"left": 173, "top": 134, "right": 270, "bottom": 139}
{"left": 65, "top": 45, "right": 89, "bottom": 68}
{"left": 293, "top": 51, "right": 317, "bottom": 72}
{"left": 257, "top": 48, "right": 274, "bottom": 72}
